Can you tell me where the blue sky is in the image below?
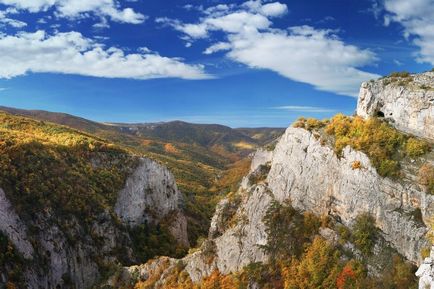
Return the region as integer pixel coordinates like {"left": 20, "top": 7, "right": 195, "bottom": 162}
{"left": 0, "top": 0, "right": 432, "bottom": 127}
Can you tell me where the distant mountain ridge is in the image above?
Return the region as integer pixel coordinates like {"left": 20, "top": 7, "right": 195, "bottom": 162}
{"left": 109, "top": 120, "right": 283, "bottom": 153}
{"left": 0, "top": 106, "right": 284, "bottom": 152}
{"left": 0, "top": 105, "right": 285, "bottom": 248}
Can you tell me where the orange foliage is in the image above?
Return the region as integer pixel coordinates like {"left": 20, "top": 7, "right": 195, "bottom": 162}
{"left": 164, "top": 143, "right": 179, "bottom": 154}
{"left": 336, "top": 265, "right": 356, "bottom": 289}
{"left": 142, "top": 139, "right": 152, "bottom": 146}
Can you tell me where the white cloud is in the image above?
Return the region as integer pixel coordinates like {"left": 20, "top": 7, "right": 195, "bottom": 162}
{"left": 382, "top": 0, "right": 434, "bottom": 65}
{"left": 0, "top": 30, "right": 210, "bottom": 80}
{"left": 93, "top": 17, "right": 110, "bottom": 29}
{"left": 161, "top": 0, "right": 379, "bottom": 97}
{"left": 0, "top": 0, "right": 146, "bottom": 24}
{"left": 242, "top": 1, "right": 288, "bottom": 17}
{"left": 273, "top": 105, "right": 336, "bottom": 113}
{"left": 204, "top": 42, "right": 231, "bottom": 54}
{"left": 0, "top": 8, "right": 26, "bottom": 27}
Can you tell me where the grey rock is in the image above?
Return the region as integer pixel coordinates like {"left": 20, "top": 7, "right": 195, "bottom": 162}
{"left": 115, "top": 158, "right": 182, "bottom": 227}
{"left": 416, "top": 246, "right": 434, "bottom": 289}
{"left": 357, "top": 72, "right": 434, "bottom": 140}
{"left": 267, "top": 127, "right": 430, "bottom": 263}
{"left": 0, "top": 187, "right": 34, "bottom": 259}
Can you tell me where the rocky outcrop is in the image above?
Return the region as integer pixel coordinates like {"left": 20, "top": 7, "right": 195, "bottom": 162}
{"left": 357, "top": 71, "right": 434, "bottom": 140}
{"left": 212, "top": 126, "right": 430, "bottom": 271}
{"left": 115, "top": 158, "right": 182, "bottom": 226}
{"left": 115, "top": 157, "right": 189, "bottom": 247}
{"left": 24, "top": 215, "right": 107, "bottom": 289}
{"left": 416, "top": 246, "right": 434, "bottom": 289}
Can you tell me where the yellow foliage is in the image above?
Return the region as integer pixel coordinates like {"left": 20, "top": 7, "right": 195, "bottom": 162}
{"left": 405, "top": 138, "right": 430, "bottom": 158}
{"left": 233, "top": 141, "right": 255, "bottom": 149}
{"left": 324, "top": 114, "right": 430, "bottom": 178}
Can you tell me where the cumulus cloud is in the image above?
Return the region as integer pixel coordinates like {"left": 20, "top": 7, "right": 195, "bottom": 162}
{"left": 382, "top": 0, "right": 434, "bottom": 65}
{"left": 159, "top": 1, "right": 379, "bottom": 97}
{"left": 0, "top": 30, "right": 210, "bottom": 80}
{"left": 0, "top": 0, "right": 146, "bottom": 24}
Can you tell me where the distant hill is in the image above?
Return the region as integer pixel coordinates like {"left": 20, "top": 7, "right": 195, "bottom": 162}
{"left": 0, "top": 106, "right": 284, "bottom": 157}
{"left": 0, "top": 106, "right": 111, "bottom": 133}
{"left": 111, "top": 121, "right": 255, "bottom": 149}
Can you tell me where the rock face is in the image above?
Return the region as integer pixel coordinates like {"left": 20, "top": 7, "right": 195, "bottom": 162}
{"left": 357, "top": 71, "right": 434, "bottom": 140}
{"left": 416, "top": 246, "right": 434, "bottom": 289}
{"left": 0, "top": 157, "right": 188, "bottom": 289}
{"left": 115, "top": 157, "right": 189, "bottom": 247}
{"left": 217, "top": 126, "right": 430, "bottom": 269}
{"left": 0, "top": 188, "right": 34, "bottom": 259}
{"left": 249, "top": 148, "right": 273, "bottom": 172}
{"left": 115, "top": 158, "right": 182, "bottom": 226}
{"left": 268, "top": 127, "right": 431, "bottom": 263}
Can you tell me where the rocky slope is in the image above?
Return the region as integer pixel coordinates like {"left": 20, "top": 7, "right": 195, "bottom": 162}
{"left": 357, "top": 71, "right": 434, "bottom": 140}
{"left": 267, "top": 127, "right": 431, "bottom": 263}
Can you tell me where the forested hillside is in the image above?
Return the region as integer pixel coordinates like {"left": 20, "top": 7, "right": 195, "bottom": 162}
{"left": 0, "top": 106, "right": 284, "bottom": 246}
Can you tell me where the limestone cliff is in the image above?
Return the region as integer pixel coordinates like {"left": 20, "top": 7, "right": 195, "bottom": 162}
{"left": 122, "top": 125, "right": 431, "bottom": 285}
{"left": 115, "top": 158, "right": 189, "bottom": 247}
{"left": 267, "top": 127, "right": 431, "bottom": 263}
{"left": 118, "top": 73, "right": 434, "bottom": 287}
{"left": 357, "top": 71, "right": 434, "bottom": 140}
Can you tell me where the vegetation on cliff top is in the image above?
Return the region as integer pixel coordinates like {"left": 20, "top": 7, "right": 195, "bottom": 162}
{"left": 293, "top": 114, "right": 431, "bottom": 179}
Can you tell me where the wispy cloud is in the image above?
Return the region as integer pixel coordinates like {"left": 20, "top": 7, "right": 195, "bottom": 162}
{"left": 272, "top": 105, "right": 336, "bottom": 113}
